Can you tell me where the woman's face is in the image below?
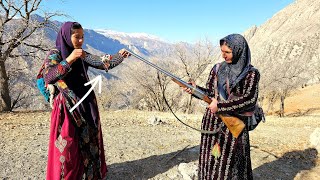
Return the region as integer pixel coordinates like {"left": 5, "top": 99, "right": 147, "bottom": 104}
{"left": 71, "top": 28, "right": 84, "bottom": 49}
{"left": 220, "top": 44, "right": 233, "bottom": 64}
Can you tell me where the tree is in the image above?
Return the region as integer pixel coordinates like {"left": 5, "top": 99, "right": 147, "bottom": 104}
{"left": 254, "top": 40, "right": 311, "bottom": 117}
{"left": 174, "top": 38, "right": 217, "bottom": 113}
{"left": 0, "top": 0, "right": 61, "bottom": 111}
{"left": 104, "top": 39, "right": 218, "bottom": 113}
{"left": 122, "top": 58, "right": 174, "bottom": 111}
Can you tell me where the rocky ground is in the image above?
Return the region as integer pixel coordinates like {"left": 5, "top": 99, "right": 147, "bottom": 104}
{"left": 0, "top": 110, "right": 319, "bottom": 180}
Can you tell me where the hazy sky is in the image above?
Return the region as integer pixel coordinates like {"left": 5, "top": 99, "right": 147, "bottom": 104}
{"left": 41, "top": 0, "right": 295, "bottom": 43}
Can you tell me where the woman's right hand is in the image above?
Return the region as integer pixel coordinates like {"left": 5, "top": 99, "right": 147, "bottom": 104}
{"left": 118, "top": 48, "right": 131, "bottom": 58}
{"left": 182, "top": 81, "right": 196, "bottom": 94}
{"left": 208, "top": 98, "right": 218, "bottom": 113}
{"left": 66, "top": 49, "right": 85, "bottom": 64}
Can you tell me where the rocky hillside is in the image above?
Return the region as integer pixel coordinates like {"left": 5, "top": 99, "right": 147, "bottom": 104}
{"left": 6, "top": 16, "right": 178, "bottom": 110}
{"left": 244, "top": 0, "right": 320, "bottom": 84}
{"left": 246, "top": 0, "right": 320, "bottom": 43}
{"left": 7, "top": 0, "right": 320, "bottom": 111}
{"left": 95, "top": 29, "right": 175, "bottom": 57}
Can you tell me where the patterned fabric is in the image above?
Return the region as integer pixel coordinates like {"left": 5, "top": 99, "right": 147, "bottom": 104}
{"left": 44, "top": 49, "right": 124, "bottom": 125}
{"left": 218, "top": 34, "right": 253, "bottom": 100}
{"left": 196, "top": 34, "right": 260, "bottom": 179}
{"left": 85, "top": 53, "right": 124, "bottom": 72}
{"left": 44, "top": 48, "right": 124, "bottom": 179}
{"left": 47, "top": 94, "right": 84, "bottom": 180}
{"left": 197, "top": 68, "right": 260, "bottom": 180}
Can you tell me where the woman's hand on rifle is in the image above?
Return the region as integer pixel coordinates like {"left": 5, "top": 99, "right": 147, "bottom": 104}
{"left": 208, "top": 98, "right": 218, "bottom": 113}
{"left": 119, "top": 48, "right": 131, "bottom": 58}
{"left": 183, "top": 81, "right": 196, "bottom": 94}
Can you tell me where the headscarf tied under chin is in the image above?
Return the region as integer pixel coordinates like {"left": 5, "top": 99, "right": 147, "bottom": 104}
{"left": 55, "top": 21, "right": 75, "bottom": 60}
{"left": 217, "top": 34, "right": 253, "bottom": 100}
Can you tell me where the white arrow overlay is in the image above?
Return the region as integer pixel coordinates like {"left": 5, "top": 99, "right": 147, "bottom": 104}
{"left": 69, "top": 75, "right": 102, "bottom": 112}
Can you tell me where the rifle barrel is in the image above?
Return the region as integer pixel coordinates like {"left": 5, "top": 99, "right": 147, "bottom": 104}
{"left": 126, "top": 49, "right": 208, "bottom": 101}
{"left": 126, "top": 50, "right": 179, "bottom": 78}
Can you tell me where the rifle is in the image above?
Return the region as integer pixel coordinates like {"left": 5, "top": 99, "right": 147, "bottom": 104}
{"left": 126, "top": 49, "right": 245, "bottom": 138}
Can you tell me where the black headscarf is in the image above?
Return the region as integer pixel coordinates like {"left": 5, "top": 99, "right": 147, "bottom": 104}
{"left": 217, "top": 34, "right": 253, "bottom": 100}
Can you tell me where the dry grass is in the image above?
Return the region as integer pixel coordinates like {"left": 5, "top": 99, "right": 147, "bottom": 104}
{"left": 267, "top": 83, "right": 320, "bottom": 116}
{"left": 0, "top": 84, "right": 319, "bottom": 179}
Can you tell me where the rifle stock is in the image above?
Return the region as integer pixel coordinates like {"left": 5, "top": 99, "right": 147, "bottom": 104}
{"left": 171, "top": 78, "right": 244, "bottom": 138}
{"left": 219, "top": 115, "right": 245, "bottom": 138}
{"left": 127, "top": 49, "right": 245, "bottom": 138}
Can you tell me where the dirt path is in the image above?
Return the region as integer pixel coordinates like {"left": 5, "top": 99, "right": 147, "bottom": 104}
{"left": 0, "top": 110, "right": 319, "bottom": 179}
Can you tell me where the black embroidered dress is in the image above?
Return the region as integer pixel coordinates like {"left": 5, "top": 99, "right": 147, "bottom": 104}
{"left": 196, "top": 34, "right": 260, "bottom": 180}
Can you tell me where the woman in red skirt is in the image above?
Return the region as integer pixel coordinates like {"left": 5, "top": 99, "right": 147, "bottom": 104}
{"left": 44, "top": 21, "right": 130, "bottom": 179}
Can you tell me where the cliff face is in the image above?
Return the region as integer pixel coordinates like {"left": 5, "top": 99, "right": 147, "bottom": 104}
{"left": 246, "top": 0, "right": 320, "bottom": 43}
{"left": 243, "top": 0, "right": 320, "bottom": 85}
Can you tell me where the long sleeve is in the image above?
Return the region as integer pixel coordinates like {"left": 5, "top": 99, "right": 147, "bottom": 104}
{"left": 44, "top": 49, "right": 71, "bottom": 84}
{"left": 84, "top": 52, "right": 124, "bottom": 71}
{"left": 217, "top": 70, "right": 260, "bottom": 114}
{"left": 193, "top": 64, "right": 218, "bottom": 99}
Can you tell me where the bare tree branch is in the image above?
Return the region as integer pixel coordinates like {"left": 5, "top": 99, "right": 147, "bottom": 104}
{"left": 0, "top": 0, "right": 65, "bottom": 111}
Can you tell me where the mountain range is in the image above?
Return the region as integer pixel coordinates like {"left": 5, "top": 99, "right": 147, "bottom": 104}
{"left": 8, "top": 0, "right": 320, "bottom": 110}
{"left": 244, "top": 0, "right": 320, "bottom": 85}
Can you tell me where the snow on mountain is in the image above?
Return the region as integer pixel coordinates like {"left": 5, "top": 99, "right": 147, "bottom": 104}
{"left": 95, "top": 29, "right": 175, "bottom": 57}
{"left": 96, "top": 29, "right": 164, "bottom": 42}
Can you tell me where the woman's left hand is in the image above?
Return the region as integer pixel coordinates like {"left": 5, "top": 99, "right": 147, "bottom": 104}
{"left": 118, "top": 48, "right": 131, "bottom": 58}
{"left": 182, "top": 81, "right": 196, "bottom": 94}
{"left": 208, "top": 98, "right": 218, "bottom": 113}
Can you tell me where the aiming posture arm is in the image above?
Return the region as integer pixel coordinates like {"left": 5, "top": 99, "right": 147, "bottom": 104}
{"left": 126, "top": 49, "right": 244, "bottom": 138}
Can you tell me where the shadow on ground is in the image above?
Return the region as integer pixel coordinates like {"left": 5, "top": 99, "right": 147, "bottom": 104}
{"left": 106, "top": 145, "right": 199, "bottom": 180}
{"left": 286, "top": 108, "right": 320, "bottom": 117}
{"left": 106, "top": 147, "right": 318, "bottom": 180}
{"left": 253, "top": 148, "right": 318, "bottom": 180}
